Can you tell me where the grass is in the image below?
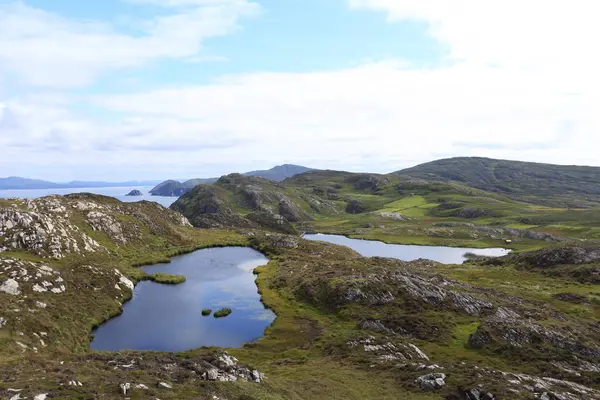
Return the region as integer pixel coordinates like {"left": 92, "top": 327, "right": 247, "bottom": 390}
{"left": 214, "top": 308, "right": 233, "bottom": 318}
{"left": 146, "top": 273, "right": 186, "bottom": 284}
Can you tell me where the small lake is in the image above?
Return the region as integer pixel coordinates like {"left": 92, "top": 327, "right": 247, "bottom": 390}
{"left": 90, "top": 247, "right": 275, "bottom": 352}
{"left": 304, "top": 234, "right": 509, "bottom": 264}
{"left": 0, "top": 186, "right": 178, "bottom": 208}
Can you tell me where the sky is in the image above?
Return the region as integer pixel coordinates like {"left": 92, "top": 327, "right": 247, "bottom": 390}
{"left": 1, "top": 0, "right": 599, "bottom": 181}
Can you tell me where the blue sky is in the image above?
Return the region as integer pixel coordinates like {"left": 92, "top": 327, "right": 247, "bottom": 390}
{"left": 0, "top": 0, "right": 598, "bottom": 180}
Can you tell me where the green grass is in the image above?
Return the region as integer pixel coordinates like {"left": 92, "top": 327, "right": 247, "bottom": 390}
{"left": 146, "top": 273, "right": 186, "bottom": 285}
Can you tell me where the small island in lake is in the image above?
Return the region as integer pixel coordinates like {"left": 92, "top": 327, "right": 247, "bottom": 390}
{"left": 126, "top": 189, "right": 143, "bottom": 196}
{"left": 214, "top": 308, "right": 232, "bottom": 318}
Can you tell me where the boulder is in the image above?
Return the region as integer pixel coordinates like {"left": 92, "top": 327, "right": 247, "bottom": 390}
{"left": 416, "top": 373, "right": 446, "bottom": 390}
{"left": 119, "top": 383, "right": 131, "bottom": 396}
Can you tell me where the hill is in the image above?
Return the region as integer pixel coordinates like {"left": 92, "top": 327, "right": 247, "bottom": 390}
{"left": 150, "top": 164, "right": 314, "bottom": 197}
{"left": 0, "top": 177, "right": 59, "bottom": 190}
{"left": 0, "top": 177, "right": 162, "bottom": 190}
{"left": 172, "top": 167, "right": 600, "bottom": 248}
{"left": 395, "top": 157, "right": 600, "bottom": 208}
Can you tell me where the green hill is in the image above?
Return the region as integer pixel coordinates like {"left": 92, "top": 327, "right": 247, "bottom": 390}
{"left": 396, "top": 157, "right": 600, "bottom": 208}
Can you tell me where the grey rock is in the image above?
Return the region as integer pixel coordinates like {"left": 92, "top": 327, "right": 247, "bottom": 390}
{"left": 0, "top": 278, "right": 21, "bottom": 295}
{"left": 415, "top": 373, "right": 446, "bottom": 390}
{"left": 157, "top": 382, "right": 172, "bottom": 389}
{"left": 359, "top": 319, "right": 395, "bottom": 335}
{"left": 119, "top": 382, "right": 131, "bottom": 396}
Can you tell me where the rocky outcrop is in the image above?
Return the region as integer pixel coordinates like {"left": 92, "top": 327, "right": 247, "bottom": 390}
{"left": 126, "top": 190, "right": 143, "bottom": 197}
{"left": 457, "top": 388, "right": 497, "bottom": 400}
{"left": 247, "top": 210, "right": 296, "bottom": 234}
{"left": 508, "top": 246, "right": 600, "bottom": 267}
{"left": 0, "top": 196, "right": 191, "bottom": 259}
{"left": 468, "top": 313, "right": 600, "bottom": 363}
{"left": 344, "top": 174, "right": 390, "bottom": 192}
{"left": 345, "top": 200, "right": 365, "bottom": 214}
{"left": 1, "top": 258, "right": 66, "bottom": 296}
{"left": 279, "top": 197, "right": 310, "bottom": 223}
{"left": 416, "top": 373, "right": 446, "bottom": 390}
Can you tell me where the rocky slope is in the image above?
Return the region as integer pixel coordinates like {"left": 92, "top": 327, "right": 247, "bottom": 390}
{"left": 171, "top": 174, "right": 331, "bottom": 233}
{"left": 0, "top": 194, "right": 191, "bottom": 258}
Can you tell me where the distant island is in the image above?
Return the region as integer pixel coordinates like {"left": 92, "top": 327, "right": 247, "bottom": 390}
{"left": 126, "top": 190, "right": 144, "bottom": 197}
{"left": 149, "top": 164, "right": 314, "bottom": 197}
{"left": 0, "top": 177, "right": 163, "bottom": 191}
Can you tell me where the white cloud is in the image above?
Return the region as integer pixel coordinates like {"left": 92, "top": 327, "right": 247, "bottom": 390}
{"left": 0, "top": 1, "right": 260, "bottom": 87}
{"left": 2, "top": 1, "right": 600, "bottom": 180}
{"left": 3, "top": 56, "right": 598, "bottom": 180}
{"left": 348, "top": 1, "right": 600, "bottom": 87}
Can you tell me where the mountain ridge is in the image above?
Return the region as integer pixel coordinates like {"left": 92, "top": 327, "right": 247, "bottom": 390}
{"left": 150, "top": 164, "right": 314, "bottom": 197}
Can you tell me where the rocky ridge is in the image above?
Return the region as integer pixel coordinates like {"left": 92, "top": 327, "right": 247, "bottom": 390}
{"left": 0, "top": 195, "right": 191, "bottom": 258}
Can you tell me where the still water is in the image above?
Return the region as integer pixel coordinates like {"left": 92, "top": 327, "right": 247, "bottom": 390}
{"left": 0, "top": 186, "right": 177, "bottom": 207}
{"left": 90, "top": 247, "right": 275, "bottom": 352}
{"left": 303, "top": 234, "right": 509, "bottom": 264}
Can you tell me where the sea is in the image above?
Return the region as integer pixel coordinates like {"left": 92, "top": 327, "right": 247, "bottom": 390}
{"left": 0, "top": 186, "right": 178, "bottom": 208}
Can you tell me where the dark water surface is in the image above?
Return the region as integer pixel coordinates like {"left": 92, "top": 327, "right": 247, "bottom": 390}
{"left": 90, "top": 247, "right": 275, "bottom": 352}
{"left": 303, "top": 234, "right": 509, "bottom": 264}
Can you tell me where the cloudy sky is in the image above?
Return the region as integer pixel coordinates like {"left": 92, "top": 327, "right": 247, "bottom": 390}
{"left": 1, "top": 0, "right": 598, "bottom": 181}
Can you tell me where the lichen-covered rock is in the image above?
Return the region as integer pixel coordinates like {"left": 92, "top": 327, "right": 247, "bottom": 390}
{"left": 1, "top": 258, "right": 66, "bottom": 295}
{"left": 0, "top": 278, "right": 21, "bottom": 295}
{"left": 0, "top": 195, "right": 191, "bottom": 259}
{"left": 196, "top": 352, "right": 265, "bottom": 383}
{"left": 347, "top": 336, "right": 430, "bottom": 363}
{"left": 415, "top": 372, "right": 446, "bottom": 390}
